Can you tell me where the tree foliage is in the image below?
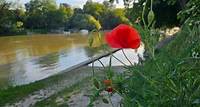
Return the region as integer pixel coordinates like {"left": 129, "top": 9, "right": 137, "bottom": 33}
{"left": 25, "top": 0, "right": 56, "bottom": 29}
{"left": 1, "top": 0, "right": 196, "bottom": 36}
{"left": 83, "top": 1, "right": 131, "bottom": 30}
{"left": 102, "top": 8, "right": 131, "bottom": 29}
{"left": 70, "top": 14, "right": 101, "bottom": 31}
{"left": 83, "top": 1, "right": 106, "bottom": 20}
{"left": 0, "top": 0, "right": 25, "bottom": 35}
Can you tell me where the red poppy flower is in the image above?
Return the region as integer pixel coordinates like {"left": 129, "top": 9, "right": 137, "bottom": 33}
{"left": 103, "top": 80, "right": 112, "bottom": 86}
{"left": 106, "top": 87, "right": 113, "bottom": 92}
{"left": 105, "top": 24, "right": 141, "bottom": 49}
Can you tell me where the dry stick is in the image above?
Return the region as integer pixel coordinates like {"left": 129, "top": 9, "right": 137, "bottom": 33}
{"left": 121, "top": 49, "right": 134, "bottom": 66}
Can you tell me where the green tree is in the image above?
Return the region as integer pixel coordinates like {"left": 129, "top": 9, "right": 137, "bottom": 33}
{"left": 70, "top": 14, "right": 101, "bottom": 31}
{"left": 25, "top": 0, "right": 57, "bottom": 29}
{"left": 0, "top": 0, "right": 25, "bottom": 35}
{"left": 74, "top": 8, "right": 84, "bottom": 14}
{"left": 25, "top": 0, "right": 73, "bottom": 31}
{"left": 102, "top": 8, "right": 131, "bottom": 29}
{"left": 46, "top": 4, "right": 73, "bottom": 30}
{"left": 83, "top": 1, "right": 106, "bottom": 20}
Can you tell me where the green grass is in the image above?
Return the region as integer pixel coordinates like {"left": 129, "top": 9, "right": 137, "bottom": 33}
{"left": 121, "top": 25, "right": 200, "bottom": 106}
{"left": 0, "top": 71, "right": 72, "bottom": 106}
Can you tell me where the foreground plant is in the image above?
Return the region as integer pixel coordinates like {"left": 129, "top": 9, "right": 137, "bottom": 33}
{"left": 88, "top": 25, "right": 200, "bottom": 107}
{"left": 88, "top": 23, "right": 142, "bottom": 107}
{"left": 88, "top": 0, "right": 200, "bottom": 106}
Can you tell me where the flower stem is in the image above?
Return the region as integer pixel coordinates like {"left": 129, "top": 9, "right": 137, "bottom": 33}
{"left": 92, "top": 62, "right": 95, "bottom": 77}
{"left": 97, "top": 59, "right": 106, "bottom": 69}
{"left": 111, "top": 53, "right": 129, "bottom": 68}
{"left": 121, "top": 49, "right": 134, "bottom": 66}
{"left": 142, "top": 0, "right": 148, "bottom": 28}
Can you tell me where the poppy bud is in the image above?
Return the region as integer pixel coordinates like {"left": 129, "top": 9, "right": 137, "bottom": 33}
{"left": 103, "top": 80, "right": 112, "bottom": 86}
{"left": 106, "top": 87, "right": 113, "bottom": 92}
{"left": 148, "top": 10, "right": 155, "bottom": 26}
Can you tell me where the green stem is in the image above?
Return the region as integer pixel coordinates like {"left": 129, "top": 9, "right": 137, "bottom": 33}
{"left": 97, "top": 59, "right": 106, "bottom": 69}
{"left": 92, "top": 62, "right": 95, "bottom": 77}
{"left": 111, "top": 53, "right": 130, "bottom": 68}
{"left": 151, "top": 0, "right": 153, "bottom": 10}
{"left": 121, "top": 49, "right": 134, "bottom": 66}
{"left": 102, "top": 44, "right": 129, "bottom": 68}
{"left": 142, "top": 0, "right": 148, "bottom": 28}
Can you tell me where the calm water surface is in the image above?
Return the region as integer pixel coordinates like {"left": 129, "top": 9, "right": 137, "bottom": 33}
{"left": 0, "top": 34, "right": 144, "bottom": 88}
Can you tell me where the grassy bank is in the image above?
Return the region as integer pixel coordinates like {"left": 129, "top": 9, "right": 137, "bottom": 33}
{"left": 0, "top": 66, "right": 96, "bottom": 106}
{"left": 34, "top": 77, "right": 93, "bottom": 107}
{"left": 120, "top": 25, "right": 200, "bottom": 106}
{"left": 0, "top": 73, "right": 64, "bottom": 106}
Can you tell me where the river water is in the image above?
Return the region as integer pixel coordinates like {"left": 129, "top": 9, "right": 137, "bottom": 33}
{"left": 0, "top": 34, "right": 144, "bottom": 88}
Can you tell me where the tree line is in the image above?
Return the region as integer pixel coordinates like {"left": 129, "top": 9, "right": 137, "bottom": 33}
{"left": 1, "top": 0, "right": 197, "bottom": 36}
{"left": 0, "top": 0, "right": 131, "bottom": 35}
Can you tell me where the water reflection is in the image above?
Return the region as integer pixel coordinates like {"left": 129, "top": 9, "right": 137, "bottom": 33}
{"left": 0, "top": 34, "right": 144, "bottom": 88}
{"left": 0, "top": 34, "right": 102, "bottom": 87}
{"left": 90, "top": 47, "right": 145, "bottom": 67}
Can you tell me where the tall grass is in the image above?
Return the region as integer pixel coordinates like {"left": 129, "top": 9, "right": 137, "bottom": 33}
{"left": 121, "top": 25, "right": 200, "bottom": 106}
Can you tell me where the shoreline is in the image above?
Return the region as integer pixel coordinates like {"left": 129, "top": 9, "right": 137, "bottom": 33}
{"left": 0, "top": 66, "right": 124, "bottom": 106}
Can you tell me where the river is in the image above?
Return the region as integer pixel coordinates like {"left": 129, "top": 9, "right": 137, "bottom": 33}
{"left": 0, "top": 33, "right": 144, "bottom": 88}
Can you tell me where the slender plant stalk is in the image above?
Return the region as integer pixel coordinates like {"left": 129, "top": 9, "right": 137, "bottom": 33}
{"left": 121, "top": 49, "right": 134, "bottom": 66}
{"left": 111, "top": 54, "right": 130, "bottom": 68}
{"left": 97, "top": 59, "right": 106, "bottom": 69}
{"left": 92, "top": 62, "right": 95, "bottom": 77}
{"left": 142, "top": 0, "right": 148, "bottom": 28}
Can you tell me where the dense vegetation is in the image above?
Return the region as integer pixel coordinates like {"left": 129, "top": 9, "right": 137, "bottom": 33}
{"left": 118, "top": 24, "right": 200, "bottom": 106}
